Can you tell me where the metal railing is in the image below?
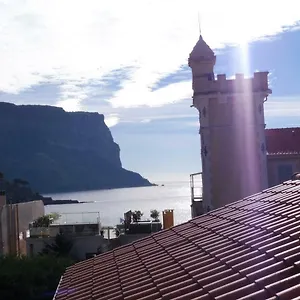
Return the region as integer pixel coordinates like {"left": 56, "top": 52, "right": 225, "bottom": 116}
{"left": 28, "top": 212, "right": 122, "bottom": 239}
{"left": 190, "top": 172, "right": 204, "bottom": 218}
{"left": 51, "top": 212, "right": 101, "bottom": 225}
{"left": 29, "top": 225, "right": 119, "bottom": 239}
{"left": 190, "top": 172, "right": 203, "bottom": 203}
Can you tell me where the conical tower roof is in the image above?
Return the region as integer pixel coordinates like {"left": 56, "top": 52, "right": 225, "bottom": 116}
{"left": 189, "top": 35, "right": 215, "bottom": 60}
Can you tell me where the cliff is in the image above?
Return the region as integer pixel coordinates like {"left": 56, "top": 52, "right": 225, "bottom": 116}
{"left": 0, "top": 102, "right": 152, "bottom": 193}
{"left": 0, "top": 177, "right": 82, "bottom": 205}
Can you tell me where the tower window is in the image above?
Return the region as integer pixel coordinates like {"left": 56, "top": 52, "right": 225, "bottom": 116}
{"left": 207, "top": 73, "right": 213, "bottom": 81}
{"left": 202, "top": 146, "right": 208, "bottom": 157}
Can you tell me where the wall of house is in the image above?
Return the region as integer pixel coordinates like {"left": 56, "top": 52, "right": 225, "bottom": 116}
{"left": 267, "top": 154, "right": 300, "bottom": 187}
{"left": 26, "top": 232, "right": 153, "bottom": 260}
{"left": 26, "top": 235, "right": 107, "bottom": 260}
{"left": 70, "top": 235, "right": 106, "bottom": 260}
{"left": 0, "top": 200, "right": 44, "bottom": 255}
{"left": 26, "top": 237, "right": 49, "bottom": 256}
{"left": 118, "top": 233, "right": 150, "bottom": 246}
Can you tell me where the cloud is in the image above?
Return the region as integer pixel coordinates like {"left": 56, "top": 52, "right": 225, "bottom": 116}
{"left": 109, "top": 80, "right": 192, "bottom": 108}
{"left": 104, "top": 114, "right": 120, "bottom": 128}
{"left": 1, "top": 0, "right": 300, "bottom": 113}
{"left": 265, "top": 96, "right": 300, "bottom": 117}
{"left": 140, "top": 119, "right": 151, "bottom": 123}
{"left": 108, "top": 94, "right": 300, "bottom": 133}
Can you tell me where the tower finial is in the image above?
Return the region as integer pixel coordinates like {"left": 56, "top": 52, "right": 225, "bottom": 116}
{"left": 198, "top": 12, "right": 202, "bottom": 37}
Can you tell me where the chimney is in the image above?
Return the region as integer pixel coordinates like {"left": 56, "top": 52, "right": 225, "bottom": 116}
{"left": 162, "top": 209, "right": 174, "bottom": 229}
{"left": 291, "top": 172, "right": 300, "bottom": 181}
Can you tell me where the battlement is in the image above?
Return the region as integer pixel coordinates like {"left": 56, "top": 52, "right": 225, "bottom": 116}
{"left": 193, "top": 72, "right": 272, "bottom": 96}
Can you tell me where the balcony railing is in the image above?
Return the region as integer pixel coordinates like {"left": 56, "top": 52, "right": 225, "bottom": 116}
{"left": 29, "top": 223, "right": 101, "bottom": 238}
{"left": 29, "top": 212, "right": 102, "bottom": 238}
{"left": 190, "top": 172, "right": 204, "bottom": 218}
{"left": 190, "top": 172, "right": 203, "bottom": 202}
{"left": 51, "top": 212, "right": 101, "bottom": 225}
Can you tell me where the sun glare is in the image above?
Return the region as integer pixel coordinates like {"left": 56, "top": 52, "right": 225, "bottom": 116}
{"left": 105, "top": 115, "right": 120, "bottom": 127}
{"left": 56, "top": 99, "right": 81, "bottom": 112}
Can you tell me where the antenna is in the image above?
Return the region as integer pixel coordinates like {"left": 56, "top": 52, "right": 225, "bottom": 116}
{"left": 198, "top": 12, "right": 202, "bottom": 36}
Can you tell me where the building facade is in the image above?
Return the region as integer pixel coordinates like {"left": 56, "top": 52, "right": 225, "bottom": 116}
{"left": 266, "top": 128, "right": 300, "bottom": 186}
{"left": 0, "top": 196, "right": 44, "bottom": 255}
{"left": 189, "top": 35, "right": 272, "bottom": 215}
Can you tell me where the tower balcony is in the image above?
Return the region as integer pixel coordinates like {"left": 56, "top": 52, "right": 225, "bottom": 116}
{"left": 190, "top": 172, "right": 203, "bottom": 218}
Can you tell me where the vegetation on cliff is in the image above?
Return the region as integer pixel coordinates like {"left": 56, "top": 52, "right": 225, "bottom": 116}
{"left": 0, "top": 175, "right": 47, "bottom": 204}
{"left": 0, "top": 174, "right": 84, "bottom": 204}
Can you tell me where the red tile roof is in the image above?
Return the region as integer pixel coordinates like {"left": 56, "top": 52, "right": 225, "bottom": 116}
{"left": 54, "top": 180, "right": 300, "bottom": 300}
{"left": 266, "top": 128, "right": 300, "bottom": 155}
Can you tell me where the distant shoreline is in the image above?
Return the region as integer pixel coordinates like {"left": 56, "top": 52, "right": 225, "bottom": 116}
{"left": 42, "top": 199, "right": 87, "bottom": 205}
{"left": 42, "top": 184, "right": 160, "bottom": 205}
{"left": 43, "top": 183, "right": 158, "bottom": 197}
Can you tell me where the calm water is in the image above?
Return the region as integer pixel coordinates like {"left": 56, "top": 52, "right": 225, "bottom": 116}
{"left": 45, "top": 181, "right": 202, "bottom": 226}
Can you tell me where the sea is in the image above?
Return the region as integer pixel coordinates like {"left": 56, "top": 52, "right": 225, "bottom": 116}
{"left": 44, "top": 181, "right": 202, "bottom": 227}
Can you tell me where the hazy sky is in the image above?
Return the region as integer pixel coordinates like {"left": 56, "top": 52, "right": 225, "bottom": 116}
{"left": 1, "top": 0, "right": 300, "bottom": 183}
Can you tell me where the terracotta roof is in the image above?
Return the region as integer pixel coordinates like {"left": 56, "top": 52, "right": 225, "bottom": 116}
{"left": 266, "top": 128, "right": 300, "bottom": 155}
{"left": 54, "top": 180, "right": 300, "bottom": 300}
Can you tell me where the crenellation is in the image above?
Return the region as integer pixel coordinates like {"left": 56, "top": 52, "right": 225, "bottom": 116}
{"left": 216, "top": 74, "right": 226, "bottom": 91}
{"left": 253, "top": 71, "right": 269, "bottom": 92}
{"left": 216, "top": 74, "right": 226, "bottom": 80}
{"left": 235, "top": 73, "right": 244, "bottom": 81}
{"left": 194, "top": 72, "right": 271, "bottom": 96}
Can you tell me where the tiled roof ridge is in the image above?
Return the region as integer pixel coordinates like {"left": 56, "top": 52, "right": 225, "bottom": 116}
{"left": 55, "top": 179, "right": 300, "bottom": 300}
{"left": 267, "top": 151, "right": 300, "bottom": 155}
{"left": 265, "top": 127, "right": 300, "bottom": 154}
{"left": 266, "top": 127, "right": 300, "bottom": 131}
{"left": 112, "top": 246, "right": 125, "bottom": 299}
{"left": 131, "top": 243, "right": 163, "bottom": 298}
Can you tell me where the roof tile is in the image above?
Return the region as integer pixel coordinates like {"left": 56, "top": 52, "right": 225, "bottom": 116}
{"left": 54, "top": 180, "right": 300, "bottom": 300}
{"left": 265, "top": 273, "right": 300, "bottom": 295}
{"left": 274, "top": 283, "right": 300, "bottom": 299}
{"left": 266, "top": 127, "right": 300, "bottom": 154}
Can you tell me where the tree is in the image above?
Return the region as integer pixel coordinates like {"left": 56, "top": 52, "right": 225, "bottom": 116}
{"left": 0, "top": 255, "right": 73, "bottom": 300}
{"left": 150, "top": 209, "right": 160, "bottom": 221}
{"left": 41, "top": 233, "right": 73, "bottom": 258}
{"left": 132, "top": 210, "right": 143, "bottom": 222}
{"left": 32, "top": 213, "right": 60, "bottom": 228}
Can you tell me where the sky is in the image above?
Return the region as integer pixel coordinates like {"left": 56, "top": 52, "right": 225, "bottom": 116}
{"left": 1, "top": 0, "right": 300, "bottom": 183}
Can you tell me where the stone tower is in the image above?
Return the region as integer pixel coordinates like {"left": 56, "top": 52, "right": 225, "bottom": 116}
{"left": 189, "top": 35, "right": 272, "bottom": 215}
